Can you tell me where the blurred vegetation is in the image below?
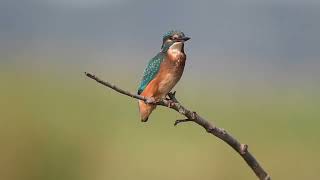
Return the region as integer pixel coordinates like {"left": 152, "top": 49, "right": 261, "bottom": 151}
{"left": 1, "top": 64, "right": 319, "bottom": 180}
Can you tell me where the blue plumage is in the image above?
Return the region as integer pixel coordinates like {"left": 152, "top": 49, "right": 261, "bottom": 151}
{"left": 137, "top": 52, "right": 165, "bottom": 94}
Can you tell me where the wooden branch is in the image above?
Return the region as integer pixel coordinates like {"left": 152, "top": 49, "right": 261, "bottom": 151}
{"left": 84, "top": 72, "right": 271, "bottom": 180}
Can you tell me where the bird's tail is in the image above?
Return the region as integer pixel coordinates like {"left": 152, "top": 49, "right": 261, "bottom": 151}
{"left": 138, "top": 100, "right": 156, "bottom": 122}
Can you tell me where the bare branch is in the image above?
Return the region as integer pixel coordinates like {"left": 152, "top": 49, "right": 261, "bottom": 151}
{"left": 85, "top": 72, "right": 271, "bottom": 180}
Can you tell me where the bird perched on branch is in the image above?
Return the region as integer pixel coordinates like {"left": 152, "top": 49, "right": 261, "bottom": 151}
{"left": 137, "top": 30, "right": 190, "bottom": 122}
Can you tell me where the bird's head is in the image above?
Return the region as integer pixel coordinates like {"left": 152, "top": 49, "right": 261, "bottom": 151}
{"left": 161, "top": 30, "right": 190, "bottom": 52}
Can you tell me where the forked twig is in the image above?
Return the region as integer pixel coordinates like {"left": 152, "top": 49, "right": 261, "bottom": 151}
{"left": 85, "top": 72, "right": 271, "bottom": 180}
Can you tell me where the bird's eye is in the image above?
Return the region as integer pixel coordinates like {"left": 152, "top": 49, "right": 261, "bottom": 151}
{"left": 171, "top": 36, "right": 177, "bottom": 40}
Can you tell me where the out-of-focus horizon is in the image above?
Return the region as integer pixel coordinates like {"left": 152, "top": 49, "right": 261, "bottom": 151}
{"left": 1, "top": 0, "right": 320, "bottom": 180}
{"left": 2, "top": 1, "right": 320, "bottom": 63}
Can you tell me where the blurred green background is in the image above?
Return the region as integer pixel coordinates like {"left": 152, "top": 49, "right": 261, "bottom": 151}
{"left": 1, "top": 0, "right": 320, "bottom": 179}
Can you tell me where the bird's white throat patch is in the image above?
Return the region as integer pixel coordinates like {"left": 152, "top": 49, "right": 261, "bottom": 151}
{"left": 167, "top": 42, "right": 185, "bottom": 63}
{"left": 169, "top": 42, "right": 183, "bottom": 52}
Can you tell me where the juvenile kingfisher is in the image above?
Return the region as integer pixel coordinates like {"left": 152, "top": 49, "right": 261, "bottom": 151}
{"left": 137, "top": 30, "right": 190, "bottom": 122}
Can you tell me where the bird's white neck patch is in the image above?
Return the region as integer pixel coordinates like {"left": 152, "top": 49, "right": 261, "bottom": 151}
{"left": 169, "top": 42, "right": 183, "bottom": 52}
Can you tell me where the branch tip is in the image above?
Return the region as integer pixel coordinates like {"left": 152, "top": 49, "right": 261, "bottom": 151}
{"left": 84, "top": 72, "right": 271, "bottom": 180}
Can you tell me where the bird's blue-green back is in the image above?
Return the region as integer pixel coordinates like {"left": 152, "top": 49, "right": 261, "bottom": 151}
{"left": 137, "top": 52, "right": 165, "bottom": 94}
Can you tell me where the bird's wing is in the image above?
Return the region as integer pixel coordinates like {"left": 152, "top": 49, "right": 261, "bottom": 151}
{"left": 137, "top": 52, "right": 165, "bottom": 95}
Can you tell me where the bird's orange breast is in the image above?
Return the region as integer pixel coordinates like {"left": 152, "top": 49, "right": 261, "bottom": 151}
{"left": 141, "top": 52, "right": 186, "bottom": 100}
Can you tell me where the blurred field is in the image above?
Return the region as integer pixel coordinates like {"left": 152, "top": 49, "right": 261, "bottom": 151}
{"left": 2, "top": 0, "right": 320, "bottom": 179}
{"left": 1, "top": 63, "right": 319, "bottom": 180}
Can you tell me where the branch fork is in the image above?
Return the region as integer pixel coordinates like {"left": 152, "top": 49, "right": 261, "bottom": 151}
{"left": 84, "top": 72, "right": 271, "bottom": 180}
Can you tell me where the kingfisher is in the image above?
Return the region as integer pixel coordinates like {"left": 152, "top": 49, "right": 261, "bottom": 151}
{"left": 137, "top": 30, "right": 190, "bottom": 122}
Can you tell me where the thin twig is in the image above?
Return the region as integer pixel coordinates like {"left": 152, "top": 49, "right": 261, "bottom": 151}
{"left": 174, "top": 119, "right": 194, "bottom": 126}
{"left": 84, "top": 72, "right": 271, "bottom": 180}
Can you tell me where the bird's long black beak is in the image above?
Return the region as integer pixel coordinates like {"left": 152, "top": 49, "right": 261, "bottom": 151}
{"left": 181, "top": 37, "right": 190, "bottom": 42}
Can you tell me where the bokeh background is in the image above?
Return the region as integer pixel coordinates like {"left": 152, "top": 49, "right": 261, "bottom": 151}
{"left": 1, "top": 0, "right": 320, "bottom": 179}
